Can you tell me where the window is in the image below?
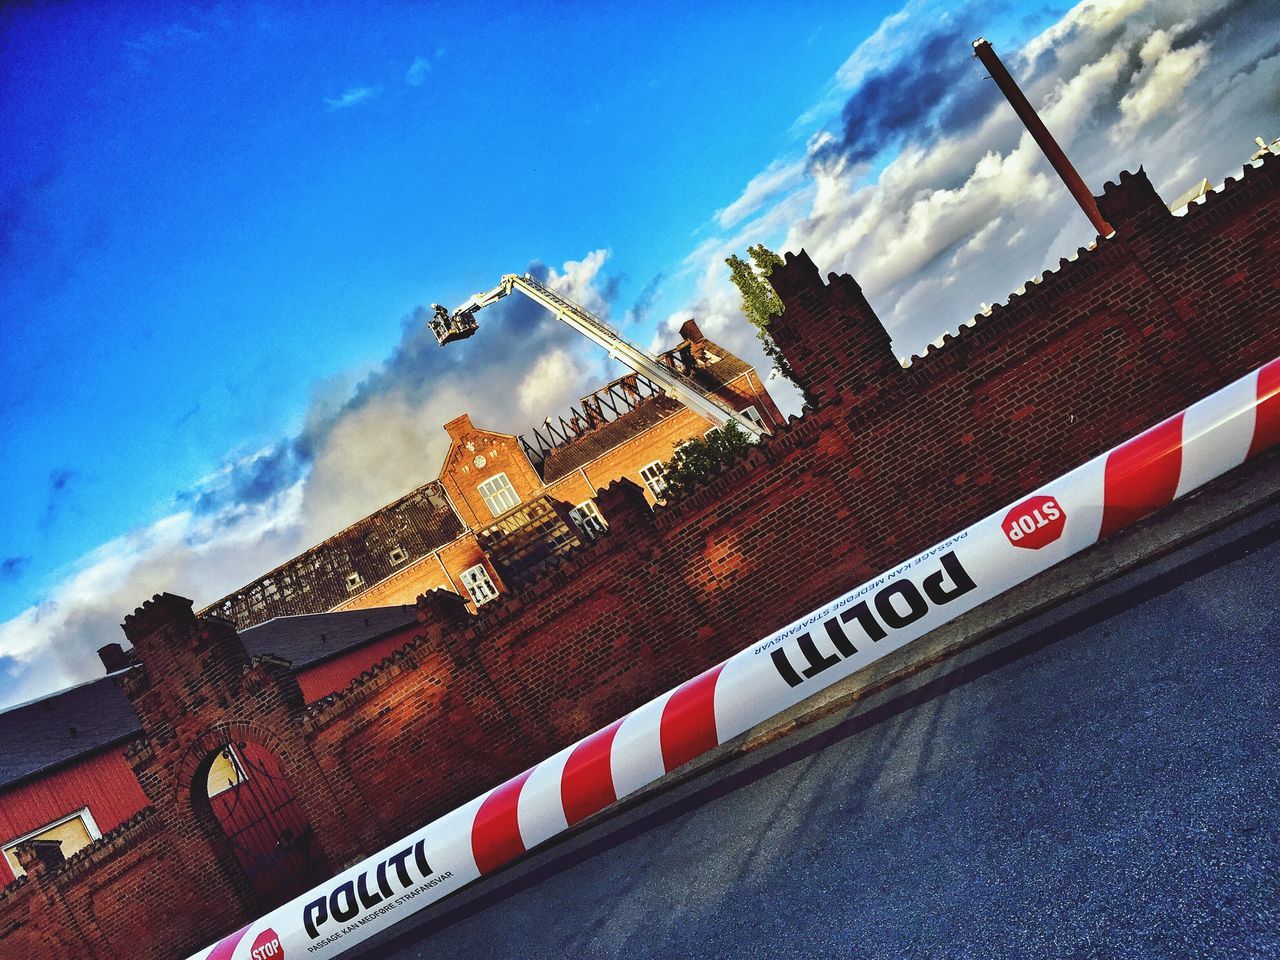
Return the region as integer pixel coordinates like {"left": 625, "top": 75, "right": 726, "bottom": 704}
{"left": 206, "top": 745, "right": 247, "bottom": 797}
{"left": 388, "top": 546, "right": 408, "bottom": 566}
{"left": 345, "top": 572, "right": 364, "bottom": 592}
{"left": 3, "top": 808, "right": 101, "bottom": 878}
{"left": 477, "top": 473, "right": 520, "bottom": 517}
{"left": 739, "top": 405, "right": 767, "bottom": 431}
{"left": 639, "top": 461, "right": 668, "bottom": 499}
{"left": 570, "top": 500, "right": 607, "bottom": 537}
{"left": 460, "top": 563, "right": 499, "bottom": 605}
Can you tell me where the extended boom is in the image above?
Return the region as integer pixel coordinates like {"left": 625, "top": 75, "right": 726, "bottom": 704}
{"left": 430, "top": 273, "right": 764, "bottom": 438}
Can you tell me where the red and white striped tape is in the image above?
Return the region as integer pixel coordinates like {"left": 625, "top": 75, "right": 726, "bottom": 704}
{"left": 191, "top": 356, "right": 1280, "bottom": 960}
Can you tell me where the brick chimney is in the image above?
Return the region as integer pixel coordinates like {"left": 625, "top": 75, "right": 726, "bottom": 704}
{"left": 444, "top": 413, "right": 475, "bottom": 443}
{"left": 679, "top": 319, "right": 705, "bottom": 342}
{"left": 97, "top": 642, "right": 133, "bottom": 673}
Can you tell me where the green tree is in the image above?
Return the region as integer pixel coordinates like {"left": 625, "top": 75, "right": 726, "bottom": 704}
{"left": 725, "top": 244, "right": 799, "bottom": 391}
{"left": 660, "top": 420, "right": 753, "bottom": 500}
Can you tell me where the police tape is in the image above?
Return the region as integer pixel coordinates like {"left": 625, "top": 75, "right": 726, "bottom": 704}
{"left": 191, "top": 356, "right": 1280, "bottom": 960}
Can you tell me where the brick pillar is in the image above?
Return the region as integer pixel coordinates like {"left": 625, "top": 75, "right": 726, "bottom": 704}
{"left": 416, "top": 588, "right": 475, "bottom": 662}
{"left": 679, "top": 318, "right": 705, "bottom": 342}
{"left": 1095, "top": 167, "right": 1219, "bottom": 392}
{"left": 594, "top": 477, "right": 654, "bottom": 531}
{"left": 12, "top": 839, "right": 66, "bottom": 876}
{"left": 767, "top": 249, "right": 902, "bottom": 409}
{"left": 8, "top": 839, "right": 101, "bottom": 955}
{"left": 1095, "top": 167, "right": 1173, "bottom": 242}
{"left": 418, "top": 588, "right": 544, "bottom": 749}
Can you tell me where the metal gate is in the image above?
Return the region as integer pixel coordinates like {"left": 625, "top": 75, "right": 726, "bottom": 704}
{"left": 205, "top": 740, "right": 321, "bottom": 906}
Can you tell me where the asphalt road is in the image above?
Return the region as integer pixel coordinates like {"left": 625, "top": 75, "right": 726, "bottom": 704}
{"left": 356, "top": 505, "right": 1280, "bottom": 960}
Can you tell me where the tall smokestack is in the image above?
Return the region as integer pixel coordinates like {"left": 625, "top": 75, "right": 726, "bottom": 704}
{"left": 972, "top": 37, "right": 1113, "bottom": 237}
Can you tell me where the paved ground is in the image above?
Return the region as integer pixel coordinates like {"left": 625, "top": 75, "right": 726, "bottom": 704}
{"left": 356, "top": 501, "right": 1280, "bottom": 960}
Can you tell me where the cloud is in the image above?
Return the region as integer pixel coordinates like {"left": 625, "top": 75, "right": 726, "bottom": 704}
{"left": 792, "top": 0, "right": 945, "bottom": 133}
{"left": 49, "top": 468, "right": 76, "bottom": 493}
{"left": 816, "top": 25, "right": 988, "bottom": 166}
{"left": 0, "top": 484, "right": 307, "bottom": 709}
{"left": 406, "top": 55, "right": 431, "bottom": 86}
{"left": 0, "top": 247, "right": 625, "bottom": 709}
{"left": 715, "top": 161, "right": 807, "bottom": 229}
{"left": 1113, "top": 26, "right": 1210, "bottom": 139}
{"left": 676, "top": 0, "right": 1280, "bottom": 365}
{"left": 180, "top": 442, "right": 304, "bottom": 520}
{"left": 125, "top": 9, "right": 229, "bottom": 66}
{"left": 624, "top": 273, "right": 665, "bottom": 328}
{"left": 296, "top": 250, "right": 622, "bottom": 538}
{"left": 325, "top": 87, "right": 378, "bottom": 111}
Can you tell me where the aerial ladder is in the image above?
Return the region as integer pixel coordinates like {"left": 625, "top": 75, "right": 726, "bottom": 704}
{"left": 429, "top": 273, "right": 765, "bottom": 438}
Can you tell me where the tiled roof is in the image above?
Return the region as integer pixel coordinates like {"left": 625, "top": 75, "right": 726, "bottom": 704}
{"left": 240, "top": 605, "right": 418, "bottom": 669}
{"left": 0, "top": 676, "right": 141, "bottom": 791}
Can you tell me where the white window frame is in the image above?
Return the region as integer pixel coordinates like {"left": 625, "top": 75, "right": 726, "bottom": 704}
{"left": 569, "top": 500, "right": 607, "bottom": 537}
{"left": 345, "top": 571, "right": 364, "bottom": 592}
{"left": 460, "top": 563, "right": 499, "bottom": 605}
{"left": 2, "top": 807, "right": 101, "bottom": 877}
{"left": 477, "top": 472, "right": 520, "bottom": 518}
{"left": 739, "top": 405, "right": 767, "bottom": 431}
{"left": 639, "top": 461, "right": 668, "bottom": 499}
{"left": 388, "top": 546, "right": 408, "bottom": 566}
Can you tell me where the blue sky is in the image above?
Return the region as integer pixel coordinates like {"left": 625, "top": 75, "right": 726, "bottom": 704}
{"left": 2, "top": 0, "right": 1277, "bottom": 707}
{"left": 0, "top": 1, "right": 900, "bottom": 619}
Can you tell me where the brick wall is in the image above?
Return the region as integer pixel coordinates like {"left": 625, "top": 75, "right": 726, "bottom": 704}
{"left": 0, "top": 808, "right": 228, "bottom": 960}
{"left": 311, "top": 160, "right": 1280, "bottom": 856}
{"left": 11, "top": 155, "right": 1279, "bottom": 958}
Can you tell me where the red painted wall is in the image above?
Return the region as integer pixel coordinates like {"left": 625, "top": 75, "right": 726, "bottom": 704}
{"left": 0, "top": 747, "right": 148, "bottom": 885}
{"left": 294, "top": 625, "right": 423, "bottom": 703}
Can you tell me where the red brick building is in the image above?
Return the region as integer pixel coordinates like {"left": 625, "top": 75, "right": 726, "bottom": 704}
{"left": 200, "top": 322, "right": 782, "bottom": 628}
{"left": 1, "top": 155, "right": 1278, "bottom": 959}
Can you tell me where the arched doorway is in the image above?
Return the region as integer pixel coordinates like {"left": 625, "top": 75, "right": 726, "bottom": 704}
{"left": 197, "top": 738, "right": 322, "bottom": 907}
